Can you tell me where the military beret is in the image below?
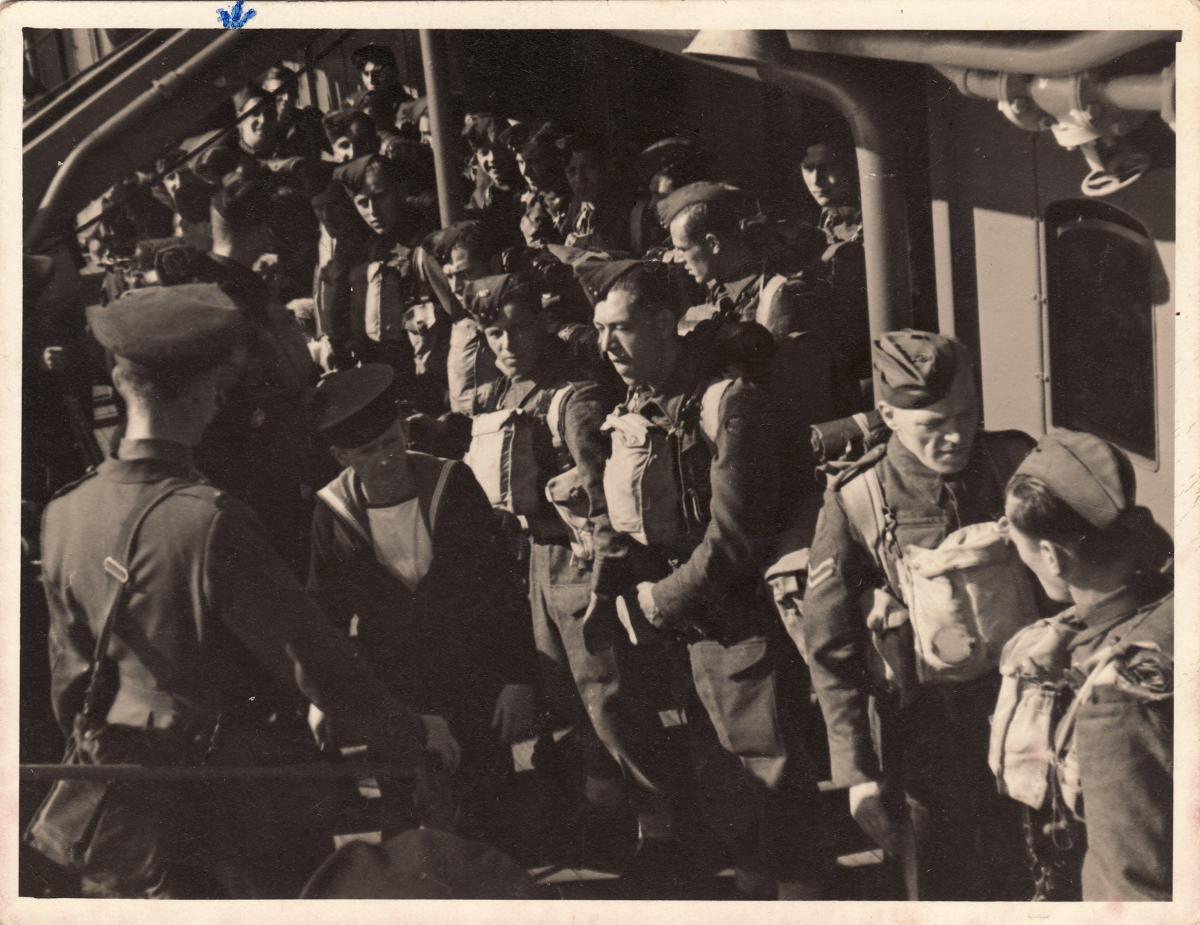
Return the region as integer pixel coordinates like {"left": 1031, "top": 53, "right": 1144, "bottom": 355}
{"left": 352, "top": 43, "right": 397, "bottom": 71}
{"left": 570, "top": 258, "right": 646, "bottom": 307}
{"left": 86, "top": 283, "right": 246, "bottom": 372}
{"left": 306, "top": 363, "right": 397, "bottom": 449}
{"left": 464, "top": 273, "right": 538, "bottom": 324}
{"left": 232, "top": 82, "right": 270, "bottom": 114}
{"left": 210, "top": 176, "right": 272, "bottom": 228}
{"left": 655, "top": 181, "right": 753, "bottom": 230}
{"left": 1014, "top": 431, "right": 1135, "bottom": 530}
{"left": 873, "top": 329, "right": 973, "bottom": 410}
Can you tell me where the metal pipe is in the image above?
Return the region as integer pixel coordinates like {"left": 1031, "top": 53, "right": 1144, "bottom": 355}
{"left": 1096, "top": 72, "right": 1165, "bottom": 112}
{"left": 786, "top": 30, "right": 1177, "bottom": 78}
{"left": 419, "top": 29, "right": 462, "bottom": 227}
{"left": 26, "top": 27, "right": 326, "bottom": 250}
{"left": 935, "top": 64, "right": 1168, "bottom": 113}
{"left": 20, "top": 762, "right": 410, "bottom": 783}
{"left": 759, "top": 55, "right": 913, "bottom": 338}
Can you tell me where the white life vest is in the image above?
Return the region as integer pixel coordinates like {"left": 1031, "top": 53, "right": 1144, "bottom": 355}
{"left": 601, "top": 379, "right": 731, "bottom": 547}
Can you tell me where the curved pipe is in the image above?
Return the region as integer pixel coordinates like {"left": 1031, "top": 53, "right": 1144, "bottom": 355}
{"left": 759, "top": 53, "right": 913, "bottom": 339}
{"left": 26, "top": 28, "right": 325, "bottom": 250}
{"left": 786, "top": 30, "right": 1177, "bottom": 77}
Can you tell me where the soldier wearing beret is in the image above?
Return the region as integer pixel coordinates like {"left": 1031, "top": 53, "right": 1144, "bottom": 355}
{"left": 453, "top": 273, "right": 683, "bottom": 867}
{"left": 801, "top": 329, "right": 1035, "bottom": 899}
{"left": 304, "top": 365, "right": 537, "bottom": 835}
{"left": 27, "top": 286, "right": 460, "bottom": 898}
{"left": 591, "top": 263, "right": 837, "bottom": 898}
{"left": 1003, "top": 432, "right": 1173, "bottom": 901}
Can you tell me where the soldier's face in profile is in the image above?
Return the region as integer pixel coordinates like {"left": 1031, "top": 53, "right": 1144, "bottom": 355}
{"left": 443, "top": 245, "right": 485, "bottom": 299}
{"left": 802, "top": 142, "right": 857, "bottom": 210}
{"left": 594, "top": 289, "right": 670, "bottom": 387}
{"left": 1001, "top": 504, "right": 1073, "bottom": 602}
{"left": 484, "top": 300, "right": 544, "bottom": 380}
{"left": 669, "top": 216, "right": 717, "bottom": 286}
{"left": 880, "top": 371, "right": 980, "bottom": 475}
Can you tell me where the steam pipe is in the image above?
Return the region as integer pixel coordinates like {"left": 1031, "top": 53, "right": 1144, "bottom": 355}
{"left": 786, "top": 30, "right": 1177, "bottom": 78}
{"left": 419, "top": 29, "right": 463, "bottom": 227}
{"left": 759, "top": 53, "right": 913, "bottom": 338}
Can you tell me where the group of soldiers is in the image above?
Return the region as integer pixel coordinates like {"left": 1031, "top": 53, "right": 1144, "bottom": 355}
{"left": 21, "top": 41, "right": 1173, "bottom": 902}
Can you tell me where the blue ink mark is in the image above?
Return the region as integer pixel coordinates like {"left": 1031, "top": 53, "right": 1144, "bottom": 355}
{"left": 217, "top": 0, "right": 256, "bottom": 29}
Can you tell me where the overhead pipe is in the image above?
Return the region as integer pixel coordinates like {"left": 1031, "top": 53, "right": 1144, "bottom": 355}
{"left": 936, "top": 64, "right": 1172, "bottom": 115}
{"left": 419, "top": 29, "right": 463, "bottom": 227}
{"left": 785, "top": 30, "right": 1177, "bottom": 78}
{"left": 26, "top": 27, "right": 326, "bottom": 251}
{"left": 760, "top": 54, "right": 913, "bottom": 338}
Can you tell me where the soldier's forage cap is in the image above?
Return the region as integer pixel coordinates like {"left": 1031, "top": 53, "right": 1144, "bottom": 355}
{"left": 1015, "top": 431, "right": 1135, "bottom": 530}
{"left": 465, "top": 273, "right": 538, "bottom": 324}
{"left": 306, "top": 363, "right": 398, "bottom": 449}
{"left": 873, "top": 329, "right": 972, "bottom": 410}
{"left": 335, "top": 154, "right": 397, "bottom": 195}
{"left": 640, "top": 136, "right": 706, "bottom": 178}
{"left": 86, "top": 283, "right": 245, "bottom": 372}
{"left": 655, "top": 181, "right": 753, "bottom": 230}
{"left": 571, "top": 258, "right": 647, "bottom": 307}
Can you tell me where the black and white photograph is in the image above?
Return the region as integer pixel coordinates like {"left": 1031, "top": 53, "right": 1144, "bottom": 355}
{"left": 6, "top": 2, "right": 1195, "bottom": 918}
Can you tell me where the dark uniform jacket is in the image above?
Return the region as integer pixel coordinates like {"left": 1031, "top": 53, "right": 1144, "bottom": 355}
{"left": 802, "top": 429, "right": 1035, "bottom": 786}
{"left": 307, "top": 452, "right": 536, "bottom": 744}
{"left": 41, "top": 440, "right": 427, "bottom": 751}
{"left": 1056, "top": 574, "right": 1173, "bottom": 901}
{"left": 616, "top": 346, "right": 788, "bottom": 641}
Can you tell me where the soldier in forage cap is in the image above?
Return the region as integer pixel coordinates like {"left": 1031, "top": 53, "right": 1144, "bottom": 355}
{"left": 1001, "top": 431, "right": 1172, "bottom": 901}
{"left": 26, "top": 285, "right": 459, "bottom": 898}
{"left": 802, "top": 329, "right": 1036, "bottom": 899}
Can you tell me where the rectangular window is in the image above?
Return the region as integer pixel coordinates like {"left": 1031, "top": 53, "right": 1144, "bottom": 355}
{"left": 1045, "top": 201, "right": 1157, "bottom": 461}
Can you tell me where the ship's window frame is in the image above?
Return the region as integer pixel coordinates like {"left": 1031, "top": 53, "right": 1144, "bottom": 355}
{"left": 1042, "top": 199, "right": 1158, "bottom": 466}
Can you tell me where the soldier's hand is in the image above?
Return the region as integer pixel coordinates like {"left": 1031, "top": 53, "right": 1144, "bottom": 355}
{"left": 616, "top": 586, "right": 663, "bottom": 645}
{"left": 849, "top": 780, "right": 901, "bottom": 856}
{"left": 419, "top": 714, "right": 462, "bottom": 772}
{"left": 41, "top": 345, "right": 67, "bottom": 372}
{"left": 491, "top": 683, "right": 537, "bottom": 744}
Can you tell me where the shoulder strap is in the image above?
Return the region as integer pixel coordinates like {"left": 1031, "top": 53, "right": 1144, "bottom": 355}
{"left": 698, "top": 378, "right": 734, "bottom": 445}
{"left": 81, "top": 479, "right": 191, "bottom": 725}
{"left": 428, "top": 459, "right": 455, "bottom": 534}
{"left": 840, "top": 466, "right": 906, "bottom": 603}
{"left": 545, "top": 384, "right": 577, "bottom": 450}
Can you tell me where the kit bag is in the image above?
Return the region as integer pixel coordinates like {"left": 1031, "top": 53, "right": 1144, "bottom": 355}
{"left": 841, "top": 464, "right": 1040, "bottom": 686}
{"left": 464, "top": 408, "right": 544, "bottom": 516}
{"left": 601, "top": 379, "right": 731, "bottom": 547}
{"left": 988, "top": 619, "right": 1073, "bottom": 809}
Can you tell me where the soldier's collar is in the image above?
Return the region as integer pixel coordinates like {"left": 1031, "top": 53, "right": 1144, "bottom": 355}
{"left": 714, "top": 269, "right": 761, "bottom": 306}
{"left": 113, "top": 438, "right": 195, "bottom": 479}
{"left": 1068, "top": 572, "right": 1172, "bottom": 651}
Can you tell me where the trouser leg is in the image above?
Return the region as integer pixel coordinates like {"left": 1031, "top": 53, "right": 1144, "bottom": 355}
{"left": 687, "top": 627, "right": 834, "bottom": 894}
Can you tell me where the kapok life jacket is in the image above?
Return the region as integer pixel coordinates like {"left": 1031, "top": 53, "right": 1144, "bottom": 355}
{"left": 838, "top": 445, "right": 1041, "bottom": 687}
{"left": 601, "top": 378, "right": 731, "bottom": 548}
{"left": 464, "top": 382, "right": 576, "bottom": 525}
